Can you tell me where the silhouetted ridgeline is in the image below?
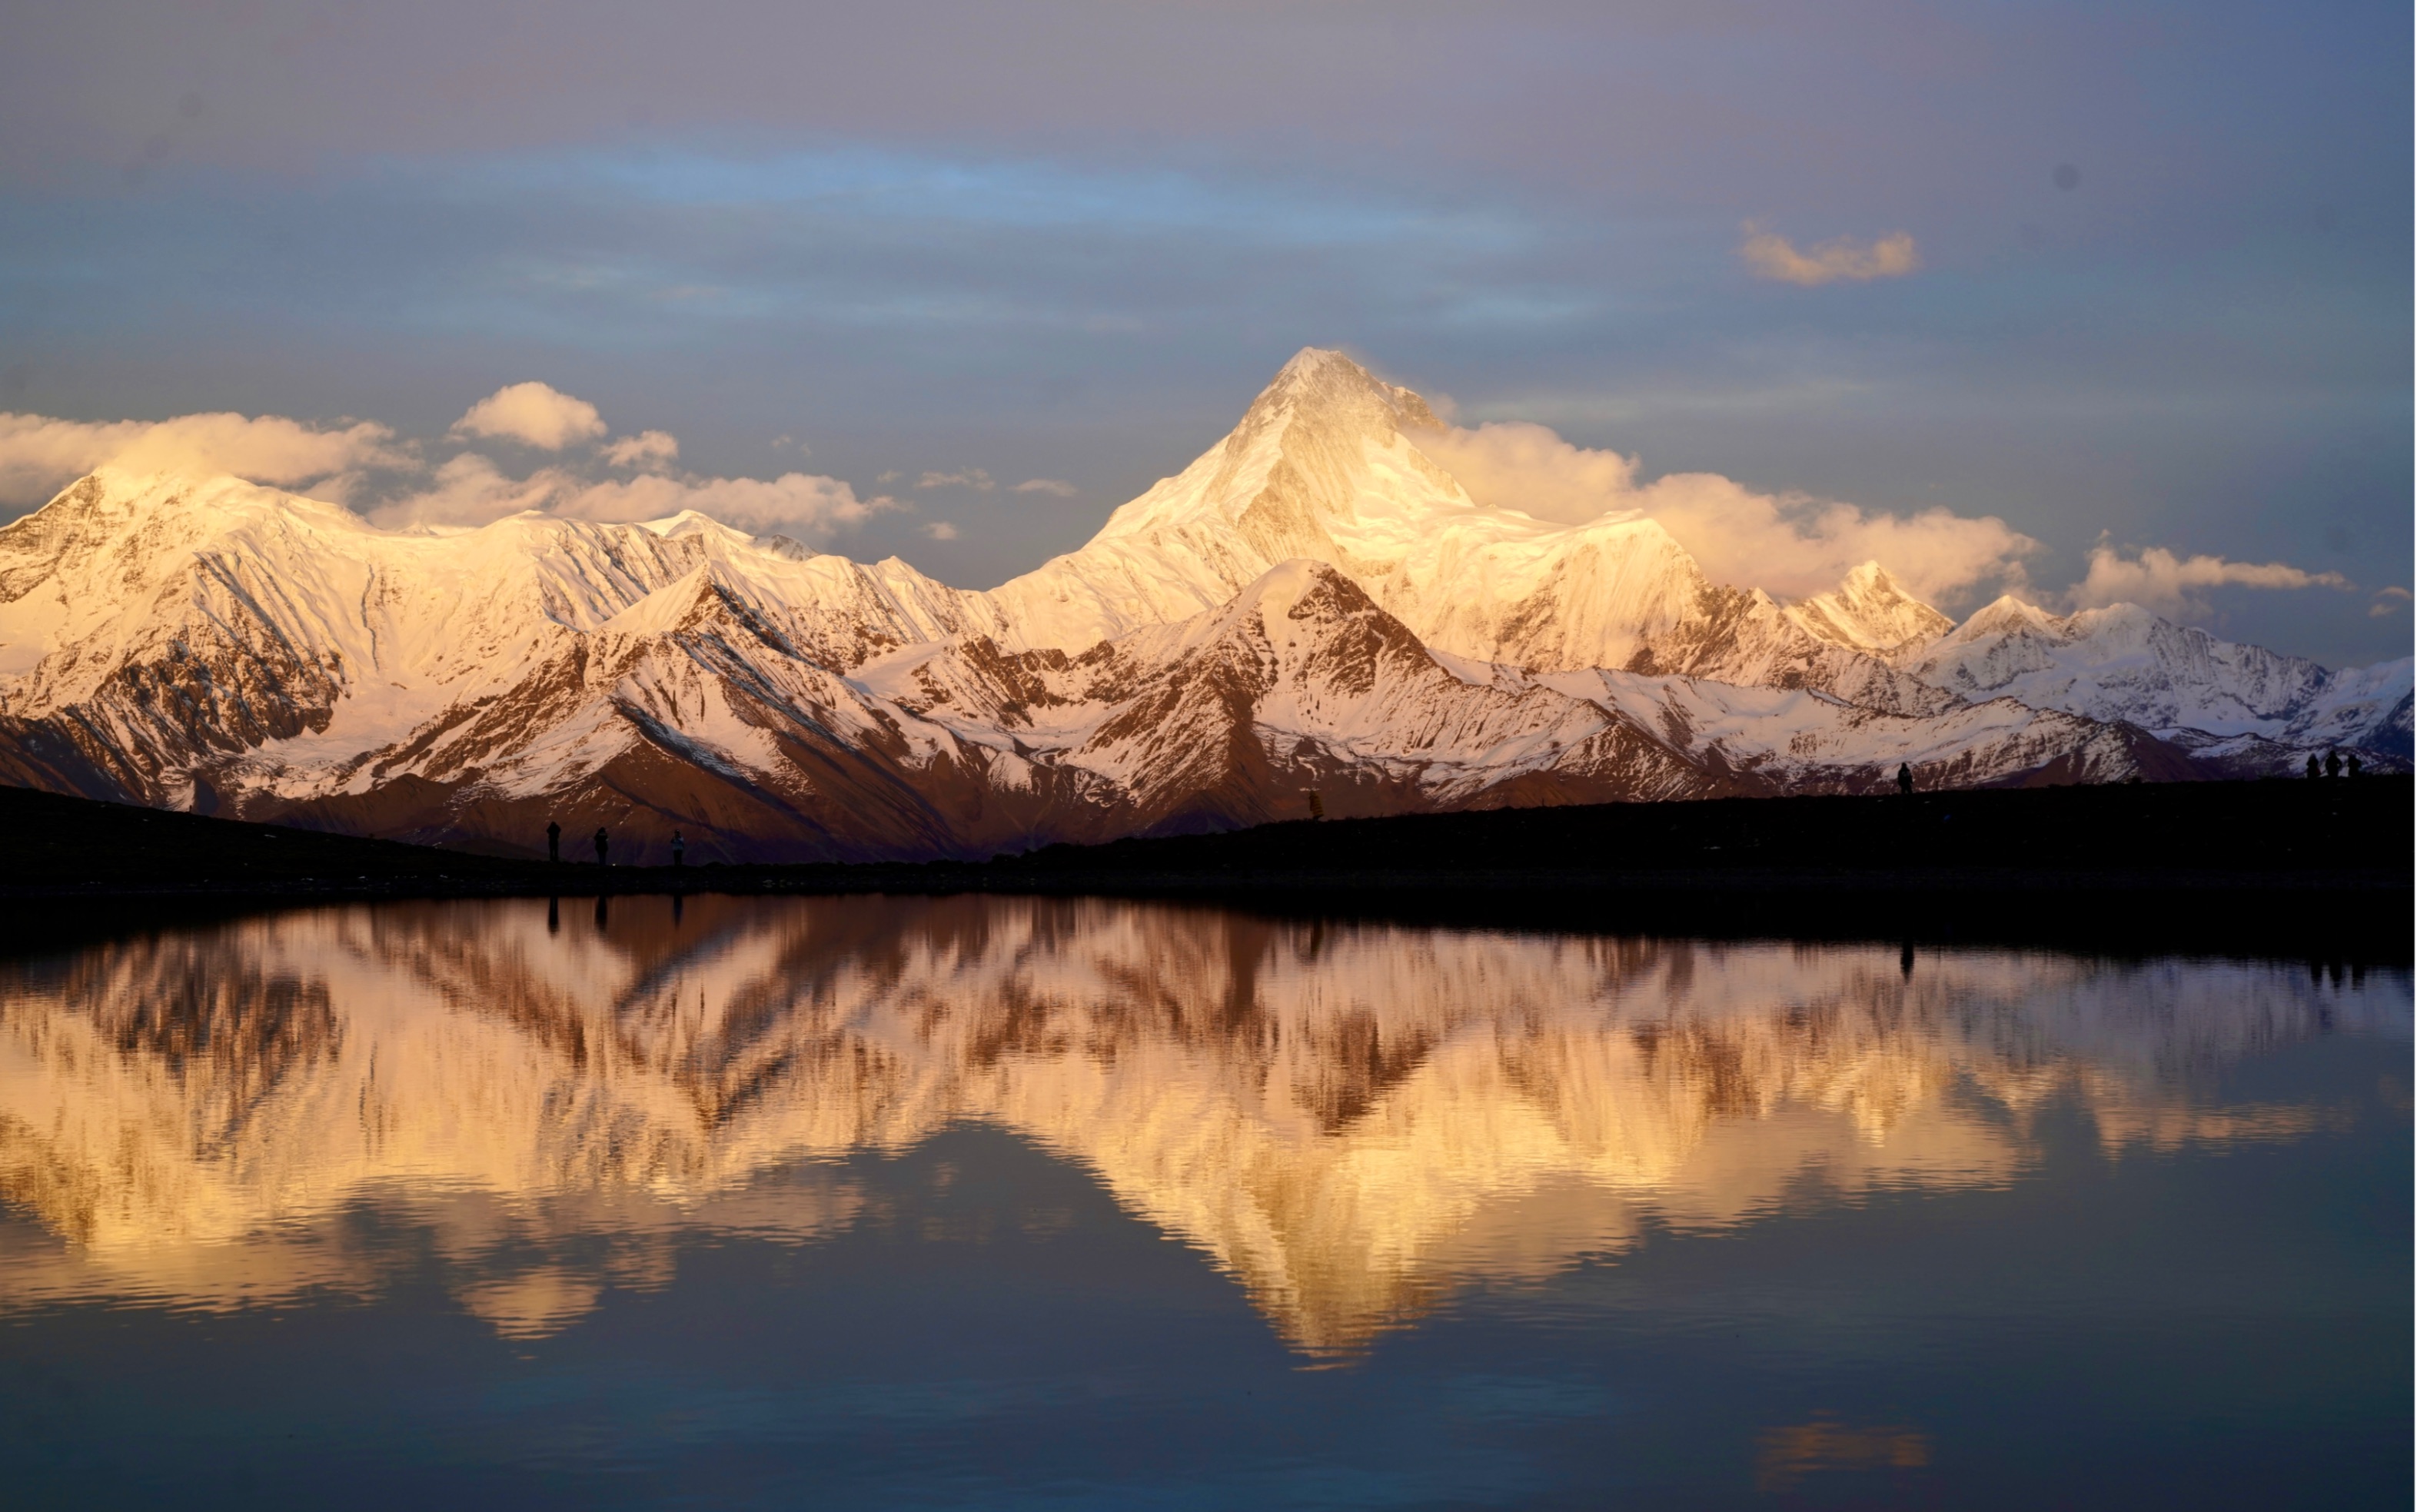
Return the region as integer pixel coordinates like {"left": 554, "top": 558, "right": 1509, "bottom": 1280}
{"left": 0, "top": 779, "right": 2403, "bottom": 959}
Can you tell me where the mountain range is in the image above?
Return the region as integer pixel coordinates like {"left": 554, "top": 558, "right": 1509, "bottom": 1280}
{"left": 0, "top": 349, "right": 2404, "bottom": 862}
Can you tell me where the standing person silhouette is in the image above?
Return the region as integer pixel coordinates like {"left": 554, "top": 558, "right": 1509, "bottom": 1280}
{"left": 671, "top": 830, "right": 686, "bottom": 867}
{"left": 593, "top": 826, "right": 609, "bottom": 866}
{"left": 2325, "top": 749, "right": 2342, "bottom": 779}
{"left": 2306, "top": 754, "right": 2321, "bottom": 779}
{"left": 1896, "top": 763, "right": 1914, "bottom": 796}
{"left": 546, "top": 820, "right": 560, "bottom": 863}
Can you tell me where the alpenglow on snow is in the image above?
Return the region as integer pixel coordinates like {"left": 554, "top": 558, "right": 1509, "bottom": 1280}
{"left": 0, "top": 350, "right": 2403, "bottom": 862}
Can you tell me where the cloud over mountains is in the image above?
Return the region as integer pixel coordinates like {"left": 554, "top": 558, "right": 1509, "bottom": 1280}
{"left": 0, "top": 373, "right": 2375, "bottom": 632}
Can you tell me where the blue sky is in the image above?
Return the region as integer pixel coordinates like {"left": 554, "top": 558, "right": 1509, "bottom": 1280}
{"left": 0, "top": 0, "right": 2406, "bottom": 664}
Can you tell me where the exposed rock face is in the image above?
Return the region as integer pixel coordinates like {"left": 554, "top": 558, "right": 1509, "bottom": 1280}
{"left": 0, "top": 349, "right": 2395, "bottom": 860}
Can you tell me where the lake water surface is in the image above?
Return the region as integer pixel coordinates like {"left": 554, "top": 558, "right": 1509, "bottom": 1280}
{"left": 0, "top": 896, "right": 2406, "bottom": 1508}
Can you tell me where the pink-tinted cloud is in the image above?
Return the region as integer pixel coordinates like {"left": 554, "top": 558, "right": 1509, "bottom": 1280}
{"left": 451, "top": 382, "right": 607, "bottom": 450}
{"left": 1411, "top": 419, "right": 2033, "bottom": 605}
{"left": 1739, "top": 226, "right": 1920, "bottom": 286}
{"left": 0, "top": 410, "right": 404, "bottom": 503}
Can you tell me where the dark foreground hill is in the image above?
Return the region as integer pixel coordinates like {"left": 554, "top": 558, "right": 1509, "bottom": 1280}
{"left": 0, "top": 778, "right": 2402, "bottom": 961}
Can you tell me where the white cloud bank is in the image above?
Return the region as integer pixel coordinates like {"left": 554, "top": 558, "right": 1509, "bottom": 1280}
{"left": 1414, "top": 419, "right": 2355, "bottom": 625}
{"left": 369, "top": 454, "right": 893, "bottom": 539}
{"left": 0, "top": 389, "right": 2360, "bottom": 632}
{"left": 1739, "top": 225, "right": 1921, "bottom": 286}
{"left": 451, "top": 382, "right": 607, "bottom": 450}
{"left": 0, "top": 410, "right": 404, "bottom": 503}
{"left": 2070, "top": 542, "right": 2349, "bottom": 617}
{"left": 1413, "top": 420, "right": 2035, "bottom": 605}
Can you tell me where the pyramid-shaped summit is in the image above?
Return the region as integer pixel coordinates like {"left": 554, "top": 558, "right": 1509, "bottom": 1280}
{"left": 0, "top": 346, "right": 2392, "bottom": 866}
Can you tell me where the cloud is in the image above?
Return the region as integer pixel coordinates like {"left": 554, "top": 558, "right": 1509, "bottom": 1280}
{"left": 919, "top": 520, "right": 960, "bottom": 540}
{"left": 1013, "top": 478, "right": 1077, "bottom": 497}
{"left": 0, "top": 410, "right": 405, "bottom": 504}
{"left": 601, "top": 429, "right": 679, "bottom": 470}
{"left": 366, "top": 452, "right": 566, "bottom": 528}
{"left": 2068, "top": 543, "right": 2349, "bottom": 616}
{"left": 2371, "top": 587, "right": 2411, "bottom": 617}
{"left": 1411, "top": 420, "right": 2034, "bottom": 605}
{"left": 558, "top": 472, "right": 892, "bottom": 538}
{"left": 918, "top": 468, "right": 994, "bottom": 491}
{"left": 373, "top": 454, "right": 895, "bottom": 540}
{"left": 1739, "top": 225, "right": 1921, "bottom": 287}
{"left": 451, "top": 382, "right": 607, "bottom": 450}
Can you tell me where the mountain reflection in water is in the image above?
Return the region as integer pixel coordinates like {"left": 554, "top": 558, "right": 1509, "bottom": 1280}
{"left": 0, "top": 896, "right": 2401, "bottom": 1355}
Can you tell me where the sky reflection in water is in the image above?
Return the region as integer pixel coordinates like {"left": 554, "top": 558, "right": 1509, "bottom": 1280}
{"left": 0, "top": 896, "right": 2406, "bottom": 1508}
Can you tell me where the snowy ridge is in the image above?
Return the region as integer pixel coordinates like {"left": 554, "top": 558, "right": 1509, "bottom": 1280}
{"left": 0, "top": 350, "right": 2399, "bottom": 861}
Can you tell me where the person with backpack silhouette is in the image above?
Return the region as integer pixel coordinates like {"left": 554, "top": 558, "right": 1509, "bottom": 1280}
{"left": 593, "top": 826, "right": 610, "bottom": 866}
{"left": 1896, "top": 762, "right": 1914, "bottom": 796}
{"left": 2325, "top": 749, "right": 2342, "bottom": 779}
{"left": 2306, "top": 753, "right": 2321, "bottom": 779}
{"left": 671, "top": 830, "right": 687, "bottom": 867}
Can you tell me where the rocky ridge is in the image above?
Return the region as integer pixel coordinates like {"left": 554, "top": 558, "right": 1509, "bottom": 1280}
{"left": 0, "top": 350, "right": 2399, "bottom": 862}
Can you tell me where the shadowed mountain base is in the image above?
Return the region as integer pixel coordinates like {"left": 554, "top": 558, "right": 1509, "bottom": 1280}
{"left": 0, "top": 777, "right": 2402, "bottom": 963}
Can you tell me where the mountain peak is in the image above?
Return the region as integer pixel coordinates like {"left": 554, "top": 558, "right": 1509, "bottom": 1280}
{"left": 1786, "top": 560, "right": 1953, "bottom": 656}
{"left": 1241, "top": 348, "right": 1443, "bottom": 440}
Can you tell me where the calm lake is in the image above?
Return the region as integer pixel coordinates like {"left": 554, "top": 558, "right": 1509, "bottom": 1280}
{"left": 0, "top": 896, "right": 2406, "bottom": 1509}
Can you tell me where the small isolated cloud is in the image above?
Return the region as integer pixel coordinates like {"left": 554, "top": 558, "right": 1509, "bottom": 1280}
{"left": 1739, "top": 224, "right": 1921, "bottom": 287}
{"left": 0, "top": 410, "right": 404, "bottom": 504}
{"left": 1013, "top": 478, "right": 1078, "bottom": 497}
{"left": 919, "top": 521, "right": 960, "bottom": 540}
{"left": 875, "top": 470, "right": 900, "bottom": 484}
{"left": 601, "top": 430, "right": 679, "bottom": 471}
{"left": 2367, "top": 586, "right": 2409, "bottom": 618}
{"left": 1411, "top": 420, "right": 2033, "bottom": 605}
{"left": 451, "top": 382, "right": 607, "bottom": 450}
{"left": 770, "top": 434, "right": 806, "bottom": 453}
{"left": 2067, "top": 543, "right": 2349, "bottom": 617}
{"left": 918, "top": 468, "right": 994, "bottom": 492}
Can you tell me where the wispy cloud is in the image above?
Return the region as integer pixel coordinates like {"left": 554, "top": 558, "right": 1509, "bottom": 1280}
{"left": 1012, "top": 478, "right": 1076, "bottom": 497}
{"left": 919, "top": 468, "right": 994, "bottom": 491}
{"left": 2068, "top": 543, "right": 2349, "bottom": 617}
{"left": 601, "top": 429, "right": 678, "bottom": 470}
{"left": 2366, "top": 586, "right": 2409, "bottom": 617}
{"left": 1739, "top": 225, "right": 1920, "bottom": 287}
{"left": 919, "top": 520, "right": 960, "bottom": 540}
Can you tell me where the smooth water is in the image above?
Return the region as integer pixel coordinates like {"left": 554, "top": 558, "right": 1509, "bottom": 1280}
{"left": 0, "top": 895, "right": 2405, "bottom": 1509}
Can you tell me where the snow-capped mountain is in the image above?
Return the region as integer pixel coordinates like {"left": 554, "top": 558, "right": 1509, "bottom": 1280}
{"left": 1907, "top": 596, "right": 2412, "bottom": 760}
{"left": 991, "top": 351, "right": 1957, "bottom": 716}
{"left": 0, "top": 349, "right": 2395, "bottom": 862}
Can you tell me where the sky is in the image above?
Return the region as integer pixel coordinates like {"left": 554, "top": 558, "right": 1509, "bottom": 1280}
{"left": 0, "top": 0, "right": 2407, "bottom": 666}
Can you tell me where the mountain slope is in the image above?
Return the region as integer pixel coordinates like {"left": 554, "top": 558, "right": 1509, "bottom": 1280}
{"left": 1904, "top": 596, "right": 2413, "bottom": 759}
{"left": 988, "top": 351, "right": 1954, "bottom": 715}
{"left": 0, "top": 348, "right": 2392, "bottom": 860}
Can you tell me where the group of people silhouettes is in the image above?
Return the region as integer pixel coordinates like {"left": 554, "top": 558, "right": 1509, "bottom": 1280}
{"left": 543, "top": 819, "right": 687, "bottom": 866}
{"left": 2306, "top": 750, "right": 2362, "bottom": 779}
